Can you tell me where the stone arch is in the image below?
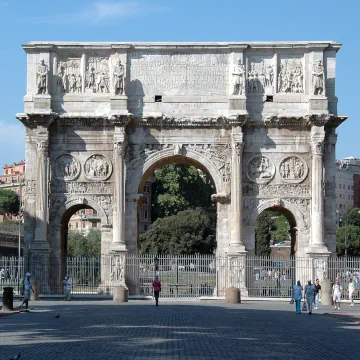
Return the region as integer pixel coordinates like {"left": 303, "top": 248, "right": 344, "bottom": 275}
{"left": 54, "top": 196, "right": 109, "bottom": 228}
{"left": 253, "top": 198, "right": 309, "bottom": 256}
{"left": 127, "top": 147, "right": 226, "bottom": 195}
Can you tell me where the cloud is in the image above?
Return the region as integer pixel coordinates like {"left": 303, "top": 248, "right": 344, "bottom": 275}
{"left": 29, "top": 1, "right": 168, "bottom": 24}
{"left": 0, "top": 121, "right": 25, "bottom": 168}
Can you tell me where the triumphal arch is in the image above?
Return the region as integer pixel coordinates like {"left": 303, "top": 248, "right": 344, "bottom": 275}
{"left": 17, "top": 41, "right": 345, "bottom": 293}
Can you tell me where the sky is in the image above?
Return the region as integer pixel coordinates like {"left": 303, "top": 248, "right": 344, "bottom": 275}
{"left": 0, "top": 0, "right": 358, "bottom": 168}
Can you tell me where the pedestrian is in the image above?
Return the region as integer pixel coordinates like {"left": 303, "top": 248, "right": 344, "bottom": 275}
{"left": 292, "top": 280, "right": 303, "bottom": 314}
{"left": 20, "top": 272, "right": 34, "bottom": 311}
{"left": 304, "top": 280, "right": 315, "bottom": 315}
{"left": 63, "top": 276, "right": 72, "bottom": 301}
{"left": 152, "top": 275, "right": 161, "bottom": 306}
{"left": 313, "top": 278, "right": 321, "bottom": 310}
{"left": 332, "top": 279, "right": 343, "bottom": 310}
{"left": 348, "top": 278, "right": 356, "bottom": 307}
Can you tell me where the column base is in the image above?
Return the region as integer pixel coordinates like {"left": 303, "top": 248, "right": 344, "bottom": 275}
{"left": 226, "top": 245, "right": 247, "bottom": 254}
{"left": 306, "top": 246, "right": 330, "bottom": 255}
{"left": 31, "top": 241, "right": 50, "bottom": 251}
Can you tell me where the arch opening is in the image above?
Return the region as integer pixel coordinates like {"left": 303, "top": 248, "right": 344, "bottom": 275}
{"left": 255, "top": 206, "right": 297, "bottom": 257}
{"left": 136, "top": 155, "right": 217, "bottom": 255}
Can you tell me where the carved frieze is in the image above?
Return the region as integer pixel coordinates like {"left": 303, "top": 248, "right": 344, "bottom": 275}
{"left": 84, "top": 154, "right": 113, "bottom": 181}
{"left": 110, "top": 254, "right": 125, "bottom": 285}
{"left": 53, "top": 154, "right": 80, "bottom": 181}
{"left": 246, "top": 155, "right": 275, "bottom": 184}
{"left": 56, "top": 59, "right": 82, "bottom": 94}
{"left": 277, "top": 59, "right": 304, "bottom": 93}
{"left": 279, "top": 156, "right": 308, "bottom": 184}
{"left": 51, "top": 181, "right": 113, "bottom": 194}
{"left": 86, "top": 57, "right": 110, "bottom": 93}
{"left": 243, "top": 183, "right": 310, "bottom": 197}
{"left": 247, "top": 59, "right": 274, "bottom": 94}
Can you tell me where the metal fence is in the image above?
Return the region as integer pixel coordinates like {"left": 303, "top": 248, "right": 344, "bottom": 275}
{"left": 1, "top": 254, "right": 360, "bottom": 300}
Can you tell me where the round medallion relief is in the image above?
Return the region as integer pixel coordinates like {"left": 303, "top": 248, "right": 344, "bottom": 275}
{"left": 53, "top": 154, "right": 80, "bottom": 181}
{"left": 246, "top": 155, "right": 275, "bottom": 184}
{"left": 84, "top": 154, "right": 113, "bottom": 181}
{"left": 279, "top": 156, "right": 308, "bottom": 184}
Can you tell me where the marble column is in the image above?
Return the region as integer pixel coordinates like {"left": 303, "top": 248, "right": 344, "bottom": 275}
{"left": 229, "top": 129, "right": 246, "bottom": 252}
{"left": 309, "top": 134, "right": 327, "bottom": 251}
{"left": 112, "top": 138, "right": 127, "bottom": 252}
{"left": 33, "top": 138, "right": 49, "bottom": 249}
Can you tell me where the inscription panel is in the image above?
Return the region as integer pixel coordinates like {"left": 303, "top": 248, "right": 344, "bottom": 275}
{"left": 128, "top": 52, "right": 229, "bottom": 96}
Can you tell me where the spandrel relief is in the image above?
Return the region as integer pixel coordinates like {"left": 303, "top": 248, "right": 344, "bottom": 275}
{"left": 84, "top": 154, "right": 113, "bottom": 181}
{"left": 279, "top": 156, "right": 308, "bottom": 184}
{"left": 277, "top": 59, "right": 304, "bottom": 93}
{"left": 56, "top": 59, "right": 82, "bottom": 94}
{"left": 53, "top": 154, "right": 80, "bottom": 181}
{"left": 246, "top": 155, "right": 275, "bottom": 184}
{"left": 86, "top": 57, "right": 110, "bottom": 93}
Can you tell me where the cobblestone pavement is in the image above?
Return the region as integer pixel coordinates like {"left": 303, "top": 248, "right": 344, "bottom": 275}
{"left": 1, "top": 300, "right": 360, "bottom": 360}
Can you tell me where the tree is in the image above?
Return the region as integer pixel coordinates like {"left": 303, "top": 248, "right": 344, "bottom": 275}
{"left": 0, "top": 189, "right": 20, "bottom": 215}
{"left": 67, "top": 229, "right": 101, "bottom": 257}
{"left": 151, "top": 165, "right": 214, "bottom": 221}
{"left": 139, "top": 208, "right": 215, "bottom": 254}
{"left": 336, "top": 225, "right": 360, "bottom": 256}
{"left": 345, "top": 208, "right": 360, "bottom": 228}
{"left": 255, "top": 211, "right": 273, "bottom": 256}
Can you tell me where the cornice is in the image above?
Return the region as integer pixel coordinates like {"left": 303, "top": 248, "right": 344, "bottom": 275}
{"left": 16, "top": 112, "right": 56, "bottom": 129}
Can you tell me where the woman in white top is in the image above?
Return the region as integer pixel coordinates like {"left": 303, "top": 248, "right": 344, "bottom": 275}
{"left": 348, "top": 278, "right": 356, "bottom": 307}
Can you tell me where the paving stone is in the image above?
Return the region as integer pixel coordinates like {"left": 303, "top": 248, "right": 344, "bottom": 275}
{"left": 0, "top": 300, "right": 358, "bottom": 360}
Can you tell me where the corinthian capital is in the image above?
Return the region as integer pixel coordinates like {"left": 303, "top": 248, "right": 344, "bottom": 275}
{"left": 36, "top": 139, "right": 48, "bottom": 153}
{"left": 114, "top": 141, "right": 127, "bottom": 156}
{"left": 309, "top": 139, "right": 324, "bottom": 156}
{"left": 232, "top": 141, "right": 244, "bottom": 156}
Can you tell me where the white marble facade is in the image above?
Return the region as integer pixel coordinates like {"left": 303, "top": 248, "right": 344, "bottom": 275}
{"left": 17, "top": 42, "right": 346, "bottom": 292}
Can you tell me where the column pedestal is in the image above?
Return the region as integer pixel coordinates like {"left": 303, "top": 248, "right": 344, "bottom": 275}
{"left": 227, "top": 252, "right": 248, "bottom": 297}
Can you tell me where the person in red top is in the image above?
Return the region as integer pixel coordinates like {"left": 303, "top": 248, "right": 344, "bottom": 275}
{"left": 152, "top": 275, "right": 161, "bottom": 306}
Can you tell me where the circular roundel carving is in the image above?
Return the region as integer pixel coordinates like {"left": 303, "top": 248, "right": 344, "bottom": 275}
{"left": 53, "top": 154, "right": 80, "bottom": 181}
{"left": 84, "top": 154, "right": 113, "bottom": 181}
{"left": 246, "top": 155, "right": 275, "bottom": 184}
{"left": 279, "top": 155, "right": 308, "bottom": 184}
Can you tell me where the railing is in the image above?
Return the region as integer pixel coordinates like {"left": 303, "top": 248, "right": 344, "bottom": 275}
{"left": 1, "top": 254, "right": 360, "bottom": 300}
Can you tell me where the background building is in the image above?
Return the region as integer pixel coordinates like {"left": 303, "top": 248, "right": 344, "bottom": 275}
{"left": 335, "top": 157, "right": 360, "bottom": 219}
{"left": 0, "top": 161, "right": 25, "bottom": 222}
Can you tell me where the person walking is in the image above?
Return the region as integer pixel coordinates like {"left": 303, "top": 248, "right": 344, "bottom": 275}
{"left": 313, "top": 279, "right": 321, "bottom": 310}
{"left": 152, "top": 275, "right": 161, "bottom": 306}
{"left": 20, "top": 272, "right": 34, "bottom": 311}
{"left": 63, "top": 276, "right": 72, "bottom": 301}
{"left": 332, "top": 279, "right": 343, "bottom": 310}
{"left": 292, "top": 280, "right": 303, "bottom": 314}
{"left": 304, "top": 280, "right": 315, "bottom": 315}
{"left": 348, "top": 278, "right": 356, "bottom": 307}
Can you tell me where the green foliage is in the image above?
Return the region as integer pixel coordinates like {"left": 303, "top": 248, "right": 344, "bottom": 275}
{"left": 0, "top": 189, "right": 20, "bottom": 215}
{"left": 345, "top": 208, "right": 360, "bottom": 227}
{"left": 271, "top": 214, "right": 290, "bottom": 243}
{"left": 151, "top": 165, "right": 214, "bottom": 220}
{"left": 67, "top": 229, "right": 101, "bottom": 257}
{"left": 272, "top": 228, "right": 290, "bottom": 242}
{"left": 255, "top": 211, "right": 273, "bottom": 256}
{"left": 336, "top": 225, "right": 360, "bottom": 256}
{"left": 139, "top": 208, "right": 215, "bottom": 254}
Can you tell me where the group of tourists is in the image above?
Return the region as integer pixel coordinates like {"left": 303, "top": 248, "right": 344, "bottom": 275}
{"left": 292, "top": 278, "right": 356, "bottom": 315}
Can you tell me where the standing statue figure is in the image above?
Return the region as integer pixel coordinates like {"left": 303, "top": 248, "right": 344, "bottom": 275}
{"left": 86, "top": 67, "right": 95, "bottom": 89}
{"left": 231, "top": 58, "right": 245, "bottom": 95}
{"left": 266, "top": 65, "right": 274, "bottom": 86}
{"left": 76, "top": 74, "right": 82, "bottom": 93}
{"left": 113, "top": 59, "right": 125, "bottom": 95}
{"left": 36, "top": 58, "right": 48, "bottom": 94}
{"left": 312, "top": 60, "right": 325, "bottom": 95}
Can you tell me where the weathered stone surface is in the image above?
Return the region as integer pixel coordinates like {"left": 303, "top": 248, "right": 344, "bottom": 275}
{"left": 17, "top": 41, "right": 346, "bottom": 288}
